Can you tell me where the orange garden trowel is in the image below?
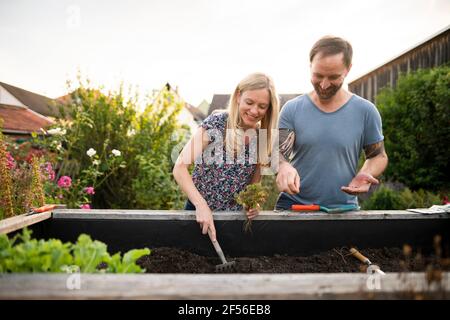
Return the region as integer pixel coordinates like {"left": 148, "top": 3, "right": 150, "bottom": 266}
{"left": 291, "top": 204, "right": 359, "bottom": 213}
{"left": 25, "top": 204, "right": 57, "bottom": 216}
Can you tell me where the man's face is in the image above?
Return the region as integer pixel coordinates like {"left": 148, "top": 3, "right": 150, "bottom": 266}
{"left": 310, "top": 52, "right": 350, "bottom": 100}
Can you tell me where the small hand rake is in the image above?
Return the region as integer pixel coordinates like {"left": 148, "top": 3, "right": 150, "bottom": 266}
{"left": 208, "top": 229, "right": 236, "bottom": 272}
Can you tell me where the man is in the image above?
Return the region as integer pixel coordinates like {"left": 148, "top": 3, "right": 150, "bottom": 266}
{"left": 275, "top": 36, "right": 388, "bottom": 210}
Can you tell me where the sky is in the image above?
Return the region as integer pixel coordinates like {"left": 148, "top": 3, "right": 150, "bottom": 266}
{"left": 0, "top": 0, "right": 449, "bottom": 107}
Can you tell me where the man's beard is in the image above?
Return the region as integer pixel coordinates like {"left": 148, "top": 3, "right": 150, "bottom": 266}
{"left": 313, "top": 81, "right": 343, "bottom": 100}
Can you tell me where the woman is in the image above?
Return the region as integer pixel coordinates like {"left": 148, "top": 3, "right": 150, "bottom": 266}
{"left": 173, "top": 72, "right": 279, "bottom": 240}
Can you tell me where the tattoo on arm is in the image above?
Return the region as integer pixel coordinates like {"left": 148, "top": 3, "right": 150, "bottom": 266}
{"left": 278, "top": 129, "right": 295, "bottom": 162}
{"left": 364, "top": 141, "right": 385, "bottom": 159}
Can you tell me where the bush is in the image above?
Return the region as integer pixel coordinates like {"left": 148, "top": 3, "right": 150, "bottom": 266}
{"left": 0, "top": 130, "right": 50, "bottom": 219}
{"left": 376, "top": 65, "right": 450, "bottom": 192}
{"left": 33, "top": 77, "right": 188, "bottom": 209}
{"left": 261, "top": 174, "right": 279, "bottom": 210}
{"left": 361, "top": 185, "right": 441, "bottom": 210}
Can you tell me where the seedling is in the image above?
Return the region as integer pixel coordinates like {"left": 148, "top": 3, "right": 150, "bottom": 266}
{"left": 235, "top": 183, "right": 268, "bottom": 232}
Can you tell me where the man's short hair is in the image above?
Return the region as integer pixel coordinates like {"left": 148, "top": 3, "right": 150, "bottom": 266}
{"left": 310, "top": 36, "right": 353, "bottom": 68}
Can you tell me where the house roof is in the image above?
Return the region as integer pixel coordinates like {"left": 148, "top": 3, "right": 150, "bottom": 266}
{"left": 0, "top": 82, "right": 58, "bottom": 117}
{"left": 279, "top": 94, "right": 301, "bottom": 108}
{"left": 208, "top": 94, "right": 230, "bottom": 115}
{"left": 185, "top": 103, "right": 206, "bottom": 121}
{"left": 0, "top": 104, "right": 53, "bottom": 134}
{"left": 208, "top": 93, "right": 301, "bottom": 115}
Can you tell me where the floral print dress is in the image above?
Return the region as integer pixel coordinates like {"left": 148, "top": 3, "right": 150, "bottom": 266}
{"left": 191, "top": 112, "right": 257, "bottom": 211}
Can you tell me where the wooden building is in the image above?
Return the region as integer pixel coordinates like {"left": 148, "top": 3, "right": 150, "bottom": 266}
{"left": 348, "top": 25, "right": 449, "bottom": 103}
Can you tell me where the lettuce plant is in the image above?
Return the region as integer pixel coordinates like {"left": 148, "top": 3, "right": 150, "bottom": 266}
{"left": 0, "top": 228, "right": 150, "bottom": 273}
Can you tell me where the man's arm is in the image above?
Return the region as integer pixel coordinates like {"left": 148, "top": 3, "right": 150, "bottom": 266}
{"left": 278, "top": 128, "right": 296, "bottom": 164}
{"left": 341, "top": 141, "right": 388, "bottom": 195}
{"left": 276, "top": 128, "right": 300, "bottom": 194}
{"left": 361, "top": 140, "right": 388, "bottom": 177}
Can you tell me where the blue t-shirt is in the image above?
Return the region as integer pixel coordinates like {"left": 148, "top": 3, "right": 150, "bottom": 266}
{"left": 278, "top": 94, "right": 384, "bottom": 207}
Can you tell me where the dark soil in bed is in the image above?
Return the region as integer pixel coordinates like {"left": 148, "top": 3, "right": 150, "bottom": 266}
{"left": 136, "top": 246, "right": 450, "bottom": 273}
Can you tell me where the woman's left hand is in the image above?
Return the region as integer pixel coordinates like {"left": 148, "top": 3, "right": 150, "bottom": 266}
{"left": 246, "top": 203, "right": 261, "bottom": 220}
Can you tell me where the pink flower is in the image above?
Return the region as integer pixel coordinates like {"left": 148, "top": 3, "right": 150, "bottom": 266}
{"left": 57, "top": 176, "right": 72, "bottom": 188}
{"left": 46, "top": 162, "right": 55, "bottom": 181}
{"left": 6, "top": 152, "right": 15, "bottom": 170}
{"left": 41, "top": 162, "right": 55, "bottom": 181}
{"left": 58, "top": 194, "right": 64, "bottom": 199}
{"left": 84, "top": 186, "right": 95, "bottom": 195}
{"left": 80, "top": 204, "right": 91, "bottom": 209}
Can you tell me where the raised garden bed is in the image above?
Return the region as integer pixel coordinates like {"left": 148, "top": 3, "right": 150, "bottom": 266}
{"left": 1, "top": 209, "right": 449, "bottom": 299}
{"left": 135, "top": 246, "right": 449, "bottom": 274}
{"left": 26, "top": 209, "right": 450, "bottom": 257}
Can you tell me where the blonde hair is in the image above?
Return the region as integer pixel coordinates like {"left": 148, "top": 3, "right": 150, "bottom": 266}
{"left": 225, "top": 72, "right": 279, "bottom": 165}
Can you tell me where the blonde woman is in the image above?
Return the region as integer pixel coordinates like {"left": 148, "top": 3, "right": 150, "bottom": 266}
{"left": 173, "top": 73, "right": 279, "bottom": 240}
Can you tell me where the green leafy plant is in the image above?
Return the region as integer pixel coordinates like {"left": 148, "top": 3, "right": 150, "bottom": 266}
{"left": 32, "top": 76, "right": 187, "bottom": 209}
{"left": 376, "top": 65, "right": 449, "bottom": 192}
{"left": 0, "top": 228, "right": 150, "bottom": 273}
{"left": 361, "top": 184, "right": 441, "bottom": 210}
{"left": 235, "top": 183, "right": 268, "bottom": 232}
{"left": 260, "top": 173, "right": 279, "bottom": 210}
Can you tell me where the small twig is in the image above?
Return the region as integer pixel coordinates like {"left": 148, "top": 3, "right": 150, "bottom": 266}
{"left": 334, "top": 248, "right": 348, "bottom": 264}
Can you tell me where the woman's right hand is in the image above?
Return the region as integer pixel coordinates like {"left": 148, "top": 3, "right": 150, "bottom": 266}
{"left": 196, "top": 203, "right": 216, "bottom": 241}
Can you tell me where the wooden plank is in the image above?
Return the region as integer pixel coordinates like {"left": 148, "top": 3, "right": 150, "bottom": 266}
{"left": 0, "top": 211, "right": 52, "bottom": 235}
{"left": 52, "top": 209, "right": 449, "bottom": 221}
{"left": 0, "top": 272, "right": 448, "bottom": 299}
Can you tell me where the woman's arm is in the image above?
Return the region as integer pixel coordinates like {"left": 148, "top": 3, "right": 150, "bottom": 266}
{"left": 172, "top": 127, "right": 217, "bottom": 240}
{"left": 250, "top": 164, "right": 261, "bottom": 184}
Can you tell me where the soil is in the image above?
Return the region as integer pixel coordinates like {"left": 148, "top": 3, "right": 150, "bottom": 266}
{"left": 136, "top": 247, "right": 450, "bottom": 274}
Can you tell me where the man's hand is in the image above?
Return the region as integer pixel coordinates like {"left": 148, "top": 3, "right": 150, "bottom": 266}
{"left": 341, "top": 172, "right": 379, "bottom": 195}
{"left": 276, "top": 162, "right": 300, "bottom": 194}
{"left": 195, "top": 203, "right": 216, "bottom": 241}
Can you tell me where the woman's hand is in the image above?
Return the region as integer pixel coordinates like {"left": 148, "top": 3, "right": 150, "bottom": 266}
{"left": 196, "top": 203, "right": 216, "bottom": 241}
{"left": 246, "top": 203, "right": 261, "bottom": 220}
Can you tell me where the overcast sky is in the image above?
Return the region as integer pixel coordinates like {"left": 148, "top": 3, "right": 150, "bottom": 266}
{"left": 1, "top": 0, "right": 449, "bottom": 106}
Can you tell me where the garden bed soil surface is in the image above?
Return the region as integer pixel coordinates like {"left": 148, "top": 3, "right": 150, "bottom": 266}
{"left": 136, "top": 247, "right": 450, "bottom": 273}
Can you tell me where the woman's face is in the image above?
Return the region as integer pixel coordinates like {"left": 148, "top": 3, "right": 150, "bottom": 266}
{"left": 237, "top": 88, "right": 271, "bottom": 129}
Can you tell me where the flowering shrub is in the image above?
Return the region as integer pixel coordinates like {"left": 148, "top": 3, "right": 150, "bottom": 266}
{"left": 0, "top": 132, "right": 48, "bottom": 219}
{"left": 0, "top": 133, "right": 14, "bottom": 219}
{"left": 1, "top": 127, "right": 118, "bottom": 215}
{"left": 37, "top": 144, "right": 125, "bottom": 209}
{"left": 6, "top": 152, "right": 15, "bottom": 170}
{"left": 30, "top": 77, "right": 187, "bottom": 209}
